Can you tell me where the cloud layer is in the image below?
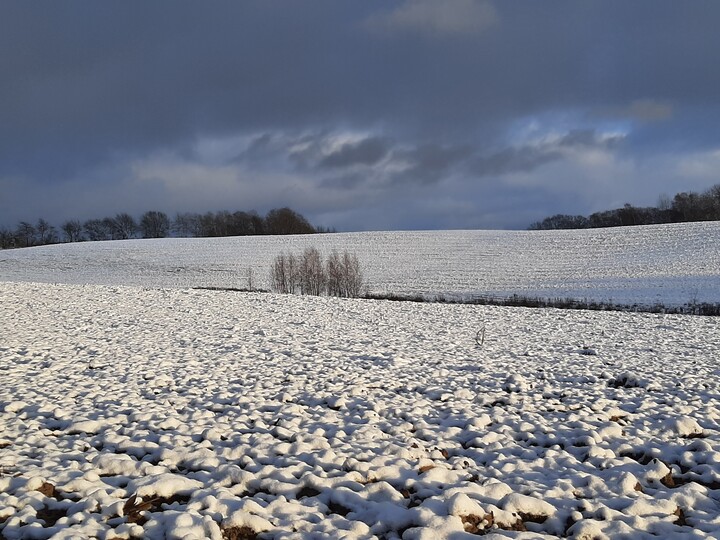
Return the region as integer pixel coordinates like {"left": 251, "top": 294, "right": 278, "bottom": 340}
{"left": 1, "top": 1, "right": 719, "bottom": 231}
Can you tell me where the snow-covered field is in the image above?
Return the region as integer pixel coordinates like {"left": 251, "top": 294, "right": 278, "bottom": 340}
{"left": 1, "top": 224, "right": 720, "bottom": 538}
{"left": 1, "top": 221, "right": 720, "bottom": 307}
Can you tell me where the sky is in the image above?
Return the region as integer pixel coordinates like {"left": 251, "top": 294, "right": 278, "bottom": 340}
{"left": 2, "top": 1, "right": 720, "bottom": 232}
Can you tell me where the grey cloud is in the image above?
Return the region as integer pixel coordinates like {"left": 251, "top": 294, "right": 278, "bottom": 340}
{"left": 246, "top": 134, "right": 276, "bottom": 156}
{"left": 408, "top": 144, "right": 474, "bottom": 172}
{"left": 470, "top": 147, "right": 562, "bottom": 178}
{"left": 557, "top": 129, "right": 624, "bottom": 149}
{"left": 318, "top": 142, "right": 473, "bottom": 189}
{"left": 241, "top": 132, "right": 320, "bottom": 170}
{"left": 468, "top": 130, "right": 625, "bottom": 177}
{"left": 319, "top": 137, "right": 391, "bottom": 168}
{"left": 365, "top": 0, "right": 498, "bottom": 37}
{"left": 600, "top": 99, "right": 674, "bottom": 122}
{"left": 625, "top": 100, "right": 674, "bottom": 121}
{"left": 392, "top": 144, "right": 474, "bottom": 184}
{"left": 318, "top": 173, "right": 368, "bottom": 191}
{"left": 2, "top": 2, "right": 720, "bottom": 231}
{"left": 284, "top": 134, "right": 328, "bottom": 170}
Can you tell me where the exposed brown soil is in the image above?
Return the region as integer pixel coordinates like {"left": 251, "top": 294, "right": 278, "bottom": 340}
{"left": 221, "top": 525, "right": 259, "bottom": 540}
{"left": 36, "top": 482, "right": 56, "bottom": 498}
{"left": 35, "top": 506, "right": 66, "bottom": 527}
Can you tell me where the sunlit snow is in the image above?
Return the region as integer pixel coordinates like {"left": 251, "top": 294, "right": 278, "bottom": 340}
{"left": 1, "top": 221, "right": 719, "bottom": 307}
{"left": 1, "top": 224, "right": 719, "bottom": 538}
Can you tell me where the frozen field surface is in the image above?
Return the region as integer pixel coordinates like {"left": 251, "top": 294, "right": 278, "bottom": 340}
{"left": 1, "top": 221, "right": 720, "bottom": 307}
{"left": 1, "top": 281, "right": 719, "bottom": 539}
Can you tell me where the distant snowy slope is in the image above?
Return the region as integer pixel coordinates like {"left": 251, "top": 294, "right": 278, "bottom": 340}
{"left": 1, "top": 221, "right": 719, "bottom": 307}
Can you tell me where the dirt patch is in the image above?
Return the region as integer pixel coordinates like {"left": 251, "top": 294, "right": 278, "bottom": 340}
{"left": 496, "top": 517, "right": 527, "bottom": 532}
{"left": 461, "top": 512, "right": 493, "bottom": 534}
{"left": 221, "top": 525, "right": 259, "bottom": 540}
{"left": 518, "top": 512, "right": 548, "bottom": 524}
{"left": 123, "top": 493, "right": 191, "bottom": 525}
{"left": 36, "top": 482, "right": 56, "bottom": 498}
{"left": 36, "top": 506, "right": 66, "bottom": 527}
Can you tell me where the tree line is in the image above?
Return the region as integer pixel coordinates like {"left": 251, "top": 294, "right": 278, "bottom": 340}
{"left": 529, "top": 184, "right": 720, "bottom": 230}
{"left": 0, "top": 207, "right": 327, "bottom": 249}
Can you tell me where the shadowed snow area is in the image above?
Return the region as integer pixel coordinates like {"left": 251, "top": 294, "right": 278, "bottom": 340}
{"left": 1, "top": 221, "right": 720, "bottom": 307}
{"left": 1, "top": 282, "right": 719, "bottom": 538}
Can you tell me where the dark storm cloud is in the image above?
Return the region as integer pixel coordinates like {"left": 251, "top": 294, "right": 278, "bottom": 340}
{"left": 318, "top": 173, "right": 368, "bottom": 191}
{"left": 318, "top": 142, "right": 473, "bottom": 189}
{"left": 461, "top": 130, "right": 624, "bottom": 178}
{"left": 557, "top": 130, "right": 623, "bottom": 149}
{"left": 2, "top": 1, "right": 720, "bottom": 230}
{"left": 365, "top": 0, "right": 499, "bottom": 37}
{"left": 392, "top": 144, "right": 474, "bottom": 185}
{"left": 319, "top": 137, "right": 391, "bottom": 168}
{"left": 469, "top": 147, "right": 563, "bottom": 178}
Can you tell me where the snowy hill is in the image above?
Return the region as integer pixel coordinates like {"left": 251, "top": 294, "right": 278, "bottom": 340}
{"left": 1, "top": 221, "right": 719, "bottom": 307}
{"left": 2, "top": 224, "right": 720, "bottom": 538}
{"left": 1, "top": 282, "right": 719, "bottom": 538}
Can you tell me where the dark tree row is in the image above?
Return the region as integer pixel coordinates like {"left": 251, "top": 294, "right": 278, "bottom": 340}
{"left": 0, "top": 207, "right": 323, "bottom": 249}
{"left": 172, "top": 207, "right": 319, "bottom": 237}
{"left": 529, "top": 184, "right": 720, "bottom": 230}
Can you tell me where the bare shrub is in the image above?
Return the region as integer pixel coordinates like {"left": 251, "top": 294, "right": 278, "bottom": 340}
{"left": 299, "top": 247, "right": 326, "bottom": 296}
{"left": 270, "top": 252, "right": 299, "bottom": 294}
{"left": 325, "top": 251, "right": 343, "bottom": 297}
{"left": 271, "top": 248, "right": 364, "bottom": 298}
{"left": 326, "top": 250, "right": 364, "bottom": 298}
{"left": 340, "top": 251, "right": 364, "bottom": 298}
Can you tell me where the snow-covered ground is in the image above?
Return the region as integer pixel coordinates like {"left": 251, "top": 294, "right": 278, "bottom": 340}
{"left": 1, "top": 281, "right": 719, "bottom": 539}
{"left": 1, "top": 224, "right": 719, "bottom": 538}
{"left": 1, "top": 221, "right": 720, "bottom": 307}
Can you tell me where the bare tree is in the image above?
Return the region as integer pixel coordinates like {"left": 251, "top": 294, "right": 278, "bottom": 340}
{"left": 16, "top": 221, "right": 36, "bottom": 247}
{"left": 657, "top": 193, "right": 672, "bottom": 211}
{"left": 325, "top": 251, "right": 343, "bottom": 297}
{"left": 102, "top": 217, "right": 119, "bottom": 239}
{"left": 36, "top": 219, "right": 57, "bottom": 245}
{"left": 299, "top": 247, "right": 325, "bottom": 295}
{"left": 708, "top": 184, "right": 720, "bottom": 220}
{"left": 0, "top": 228, "right": 17, "bottom": 249}
{"left": 140, "top": 211, "right": 170, "bottom": 238}
{"left": 270, "top": 252, "right": 300, "bottom": 294}
{"left": 61, "top": 220, "right": 84, "bottom": 242}
{"left": 286, "top": 253, "right": 299, "bottom": 293}
{"left": 214, "top": 210, "right": 232, "bottom": 237}
{"left": 265, "top": 207, "right": 315, "bottom": 235}
{"left": 83, "top": 219, "right": 111, "bottom": 241}
{"left": 173, "top": 212, "right": 201, "bottom": 237}
{"left": 114, "top": 213, "right": 137, "bottom": 239}
{"left": 229, "top": 211, "right": 257, "bottom": 236}
{"left": 269, "top": 254, "right": 288, "bottom": 293}
{"left": 324, "top": 250, "right": 364, "bottom": 298}
{"left": 341, "top": 251, "right": 364, "bottom": 298}
{"left": 198, "top": 212, "right": 218, "bottom": 237}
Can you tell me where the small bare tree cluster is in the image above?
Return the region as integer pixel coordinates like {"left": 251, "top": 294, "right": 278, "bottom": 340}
{"left": 270, "top": 251, "right": 299, "bottom": 294}
{"left": 270, "top": 248, "right": 364, "bottom": 298}
{"left": 325, "top": 250, "right": 364, "bottom": 298}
